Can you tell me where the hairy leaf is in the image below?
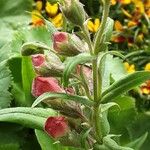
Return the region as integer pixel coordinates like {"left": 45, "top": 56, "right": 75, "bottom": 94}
{"left": 32, "top": 92, "right": 94, "bottom": 108}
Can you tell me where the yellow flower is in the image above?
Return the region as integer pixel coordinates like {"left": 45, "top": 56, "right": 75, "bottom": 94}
{"left": 124, "top": 62, "right": 135, "bottom": 73}
{"left": 36, "top": 1, "right": 43, "bottom": 11}
{"left": 45, "top": 2, "right": 59, "bottom": 17}
{"left": 119, "top": 0, "right": 131, "bottom": 5}
{"left": 144, "top": 63, "right": 150, "bottom": 71}
{"left": 31, "top": 10, "right": 44, "bottom": 26}
{"left": 132, "top": 0, "right": 145, "bottom": 14}
{"left": 51, "top": 13, "right": 63, "bottom": 28}
{"left": 87, "top": 18, "right": 100, "bottom": 33}
{"left": 111, "top": 0, "right": 117, "bottom": 5}
{"left": 114, "top": 20, "right": 123, "bottom": 31}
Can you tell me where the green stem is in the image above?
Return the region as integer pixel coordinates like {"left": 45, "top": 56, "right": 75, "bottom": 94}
{"left": 93, "top": 59, "right": 102, "bottom": 143}
{"left": 92, "top": 0, "right": 111, "bottom": 143}
{"left": 94, "top": 0, "right": 111, "bottom": 54}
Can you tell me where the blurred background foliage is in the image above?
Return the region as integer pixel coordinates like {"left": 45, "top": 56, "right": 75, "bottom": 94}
{"left": 0, "top": 0, "right": 150, "bottom": 149}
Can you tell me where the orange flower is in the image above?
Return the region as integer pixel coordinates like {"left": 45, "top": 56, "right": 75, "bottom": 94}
{"left": 31, "top": 10, "right": 44, "bottom": 26}
{"left": 140, "top": 80, "right": 150, "bottom": 95}
{"left": 114, "top": 20, "right": 123, "bottom": 31}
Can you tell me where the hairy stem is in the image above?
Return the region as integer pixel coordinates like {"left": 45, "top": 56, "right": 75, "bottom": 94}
{"left": 94, "top": 0, "right": 111, "bottom": 54}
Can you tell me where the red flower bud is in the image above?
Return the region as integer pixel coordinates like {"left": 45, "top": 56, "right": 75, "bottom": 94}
{"left": 32, "top": 54, "right": 45, "bottom": 67}
{"left": 32, "top": 76, "right": 64, "bottom": 97}
{"left": 53, "top": 32, "right": 68, "bottom": 52}
{"left": 53, "top": 32, "right": 87, "bottom": 56}
{"left": 44, "top": 116, "right": 69, "bottom": 138}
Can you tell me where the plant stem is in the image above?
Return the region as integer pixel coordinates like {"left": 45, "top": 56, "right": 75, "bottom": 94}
{"left": 92, "top": 0, "right": 111, "bottom": 144}
{"left": 92, "top": 59, "right": 102, "bottom": 143}
{"left": 94, "top": 0, "right": 111, "bottom": 55}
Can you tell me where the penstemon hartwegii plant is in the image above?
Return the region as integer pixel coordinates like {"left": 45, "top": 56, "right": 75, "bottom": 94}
{"left": 0, "top": 0, "right": 150, "bottom": 149}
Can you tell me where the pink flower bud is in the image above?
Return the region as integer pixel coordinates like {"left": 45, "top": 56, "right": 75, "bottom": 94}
{"left": 32, "top": 76, "right": 64, "bottom": 97}
{"left": 44, "top": 116, "right": 69, "bottom": 138}
{"left": 53, "top": 32, "right": 68, "bottom": 52}
{"left": 32, "top": 54, "right": 45, "bottom": 67}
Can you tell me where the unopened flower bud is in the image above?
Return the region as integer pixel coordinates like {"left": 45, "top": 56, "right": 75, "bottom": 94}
{"left": 62, "top": 0, "right": 85, "bottom": 27}
{"left": 32, "top": 54, "right": 45, "bottom": 67}
{"left": 31, "top": 53, "right": 64, "bottom": 77}
{"left": 31, "top": 76, "right": 64, "bottom": 97}
{"left": 44, "top": 116, "right": 69, "bottom": 138}
{"left": 21, "top": 42, "right": 49, "bottom": 56}
{"left": 53, "top": 32, "right": 87, "bottom": 56}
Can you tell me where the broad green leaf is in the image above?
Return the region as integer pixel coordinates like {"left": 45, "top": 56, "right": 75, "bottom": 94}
{"left": 22, "top": 56, "right": 35, "bottom": 106}
{"left": 125, "top": 132, "right": 148, "bottom": 150}
{"left": 0, "top": 107, "right": 57, "bottom": 130}
{"left": 63, "top": 53, "right": 95, "bottom": 87}
{"left": 0, "top": 0, "right": 32, "bottom": 47}
{"left": 108, "top": 96, "right": 137, "bottom": 144}
{"left": 32, "top": 92, "right": 94, "bottom": 108}
{"left": 35, "top": 129, "right": 62, "bottom": 150}
{"left": 101, "top": 71, "right": 150, "bottom": 102}
{"left": 0, "top": 61, "right": 12, "bottom": 108}
{"left": 127, "top": 114, "right": 150, "bottom": 150}
{"left": 98, "top": 52, "right": 126, "bottom": 92}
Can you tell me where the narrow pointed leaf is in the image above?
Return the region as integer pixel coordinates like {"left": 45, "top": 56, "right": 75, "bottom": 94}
{"left": 125, "top": 132, "right": 148, "bottom": 150}
{"left": 32, "top": 92, "right": 94, "bottom": 108}
{"left": 101, "top": 71, "right": 150, "bottom": 102}
{"left": 0, "top": 107, "right": 57, "bottom": 130}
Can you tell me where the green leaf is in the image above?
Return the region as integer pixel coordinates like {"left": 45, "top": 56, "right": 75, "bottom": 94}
{"left": 108, "top": 96, "right": 137, "bottom": 144}
{"left": 125, "top": 132, "right": 148, "bottom": 150}
{"left": 0, "top": 0, "right": 32, "bottom": 47}
{"left": 103, "top": 135, "right": 133, "bottom": 150}
{"left": 100, "top": 102, "right": 119, "bottom": 137}
{"left": 80, "top": 128, "right": 91, "bottom": 150}
{"left": 101, "top": 71, "right": 150, "bottom": 102}
{"left": 0, "top": 107, "right": 57, "bottom": 130}
{"left": 32, "top": 92, "right": 94, "bottom": 108}
{"left": 98, "top": 52, "right": 125, "bottom": 92}
{"left": 35, "top": 129, "right": 62, "bottom": 150}
{"left": 0, "top": 61, "right": 12, "bottom": 108}
{"left": 63, "top": 53, "right": 95, "bottom": 87}
{"left": 104, "top": 17, "right": 114, "bottom": 42}
{"left": 22, "top": 56, "right": 35, "bottom": 106}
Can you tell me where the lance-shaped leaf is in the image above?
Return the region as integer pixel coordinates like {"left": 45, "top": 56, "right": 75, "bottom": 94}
{"left": 103, "top": 135, "right": 133, "bottom": 150}
{"left": 32, "top": 92, "right": 94, "bottom": 108}
{"left": 101, "top": 71, "right": 150, "bottom": 103}
{"left": 125, "top": 132, "right": 148, "bottom": 150}
{"left": 63, "top": 53, "right": 95, "bottom": 87}
{"left": 0, "top": 107, "right": 56, "bottom": 130}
